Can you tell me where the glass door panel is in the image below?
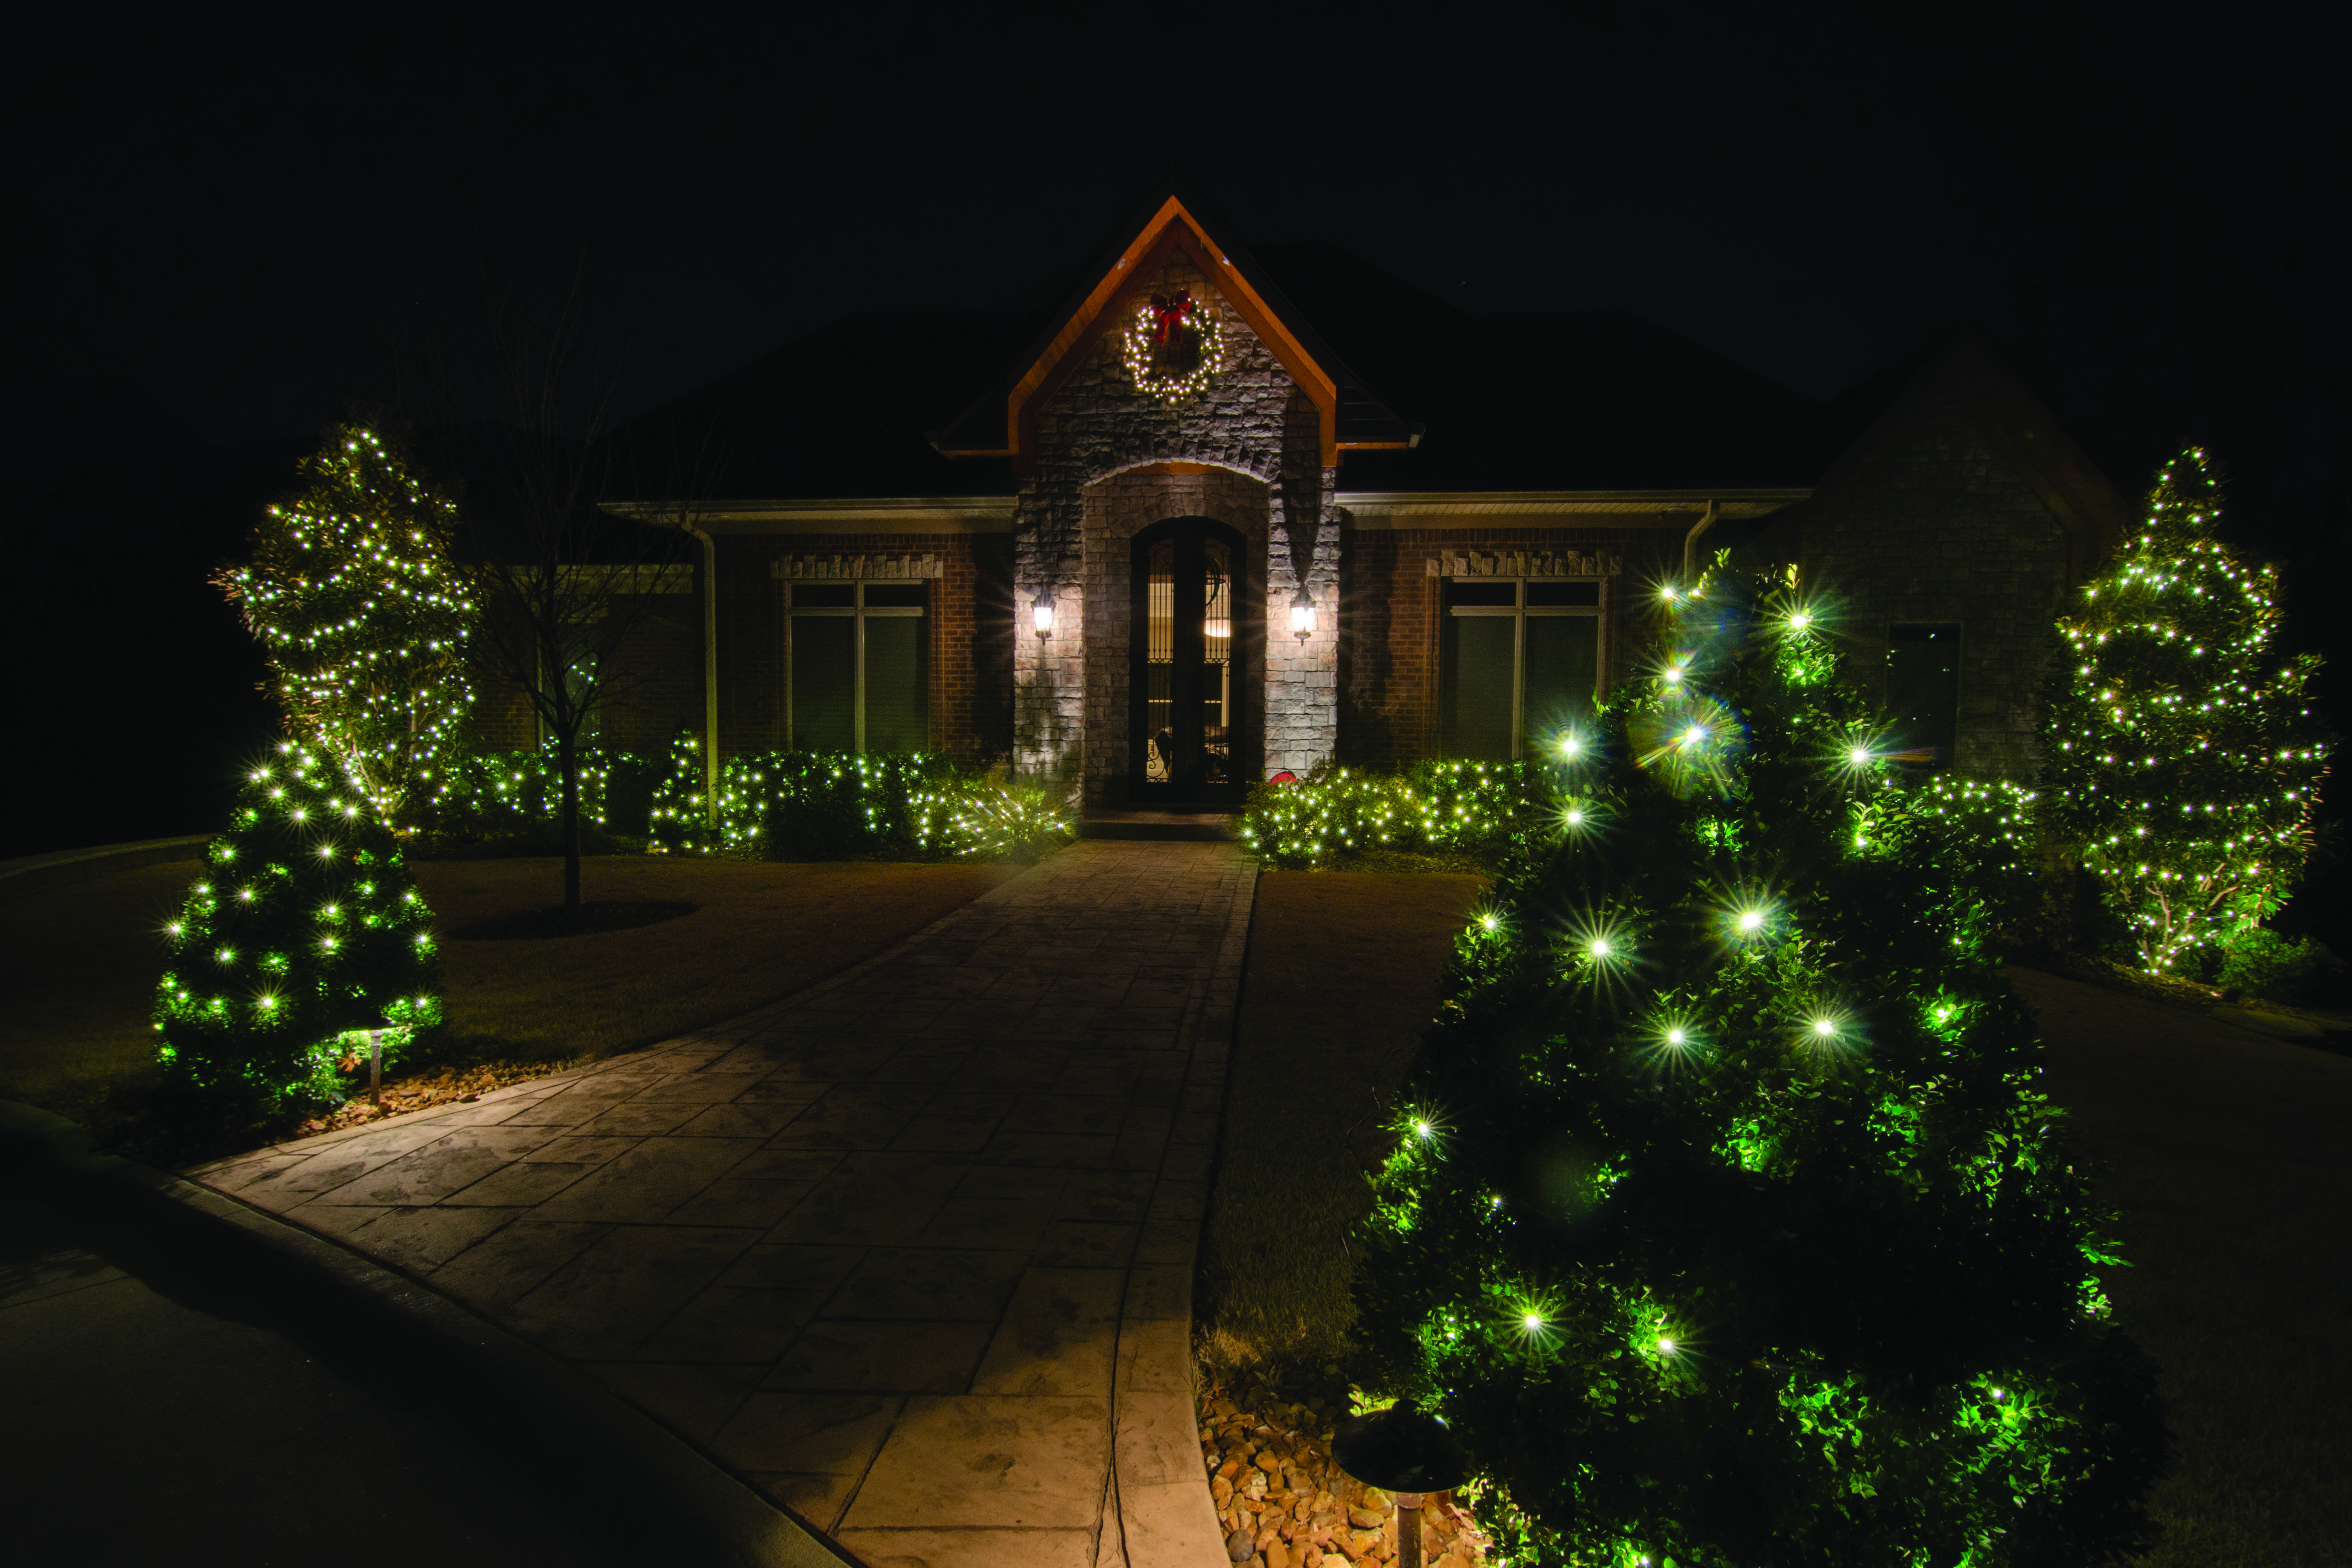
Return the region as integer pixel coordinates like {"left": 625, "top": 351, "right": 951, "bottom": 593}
{"left": 1132, "top": 521, "right": 1246, "bottom": 800}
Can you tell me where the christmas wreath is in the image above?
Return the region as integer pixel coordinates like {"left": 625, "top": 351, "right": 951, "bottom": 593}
{"left": 1122, "top": 290, "right": 1224, "bottom": 402}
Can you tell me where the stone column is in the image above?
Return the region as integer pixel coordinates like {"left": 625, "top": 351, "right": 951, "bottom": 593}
{"left": 1013, "top": 495, "right": 1084, "bottom": 795}
{"left": 1263, "top": 462, "right": 1340, "bottom": 778}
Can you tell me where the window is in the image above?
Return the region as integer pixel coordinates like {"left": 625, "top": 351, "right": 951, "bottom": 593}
{"left": 1439, "top": 578, "right": 1602, "bottom": 759}
{"left": 1885, "top": 623, "right": 1960, "bottom": 769}
{"left": 788, "top": 581, "right": 929, "bottom": 752}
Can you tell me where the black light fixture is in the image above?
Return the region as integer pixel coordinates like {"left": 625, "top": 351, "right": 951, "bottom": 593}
{"left": 1330, "top": 1398, "right": 1470, "bottom": 1568}
{"left": 1032, "top": 591, "right": 1054, "bottom": 641}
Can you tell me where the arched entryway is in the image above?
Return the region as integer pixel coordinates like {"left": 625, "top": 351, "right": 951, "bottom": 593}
{"left": 1129, "top": 517, "right": 1251, "bottom": 802}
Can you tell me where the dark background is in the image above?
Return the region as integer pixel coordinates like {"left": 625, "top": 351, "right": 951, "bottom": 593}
{"left": 7, "top": 18, "right": 2340, "bottom": 929}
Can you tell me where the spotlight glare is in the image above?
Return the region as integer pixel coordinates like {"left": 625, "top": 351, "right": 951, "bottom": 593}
{"left": 1737, "top": 909, "right": 1764, "bottom": 933}
{"left": 1813, "top": 1018, "right": 1837, "bottom": 1036}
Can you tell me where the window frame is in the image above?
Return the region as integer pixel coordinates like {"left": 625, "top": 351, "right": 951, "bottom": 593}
{"left": 1884, "top": 620, "right": 1963, "bottom": 773}
{"left": 785, "top": 579, "right": 930, "bottom": 753}
{"left": 1439, "top": 575, "right": 1606, "bottom": 759}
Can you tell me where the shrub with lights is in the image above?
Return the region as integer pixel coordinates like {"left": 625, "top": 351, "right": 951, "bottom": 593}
{"left": 154, "top": 745, "right": 443, "bottom": 1118}
{"left": 649, "top": 738, "right": 1068, "bottom": 862}
{"left": 1243, "top": 760, "right": 1552, "bottom": 868}
{"left": 1354, "top": 565, "right": 2165, "bottom": 1567}
{"left": 214, "top": 427, "right": 479, "bottom": 824}
{"left": 2044, "top": 447, "right": 2327, "bottom": 972}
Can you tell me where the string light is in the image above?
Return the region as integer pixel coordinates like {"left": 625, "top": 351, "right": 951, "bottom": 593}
{"left": 2046, "top": 447, "right": 2327, "bottom": 969}
{"left": 1120, "top": 294, "right": 1226, "bottom": 402}
{"left": 214, "top": 427, "right": 477, "bottom": 825}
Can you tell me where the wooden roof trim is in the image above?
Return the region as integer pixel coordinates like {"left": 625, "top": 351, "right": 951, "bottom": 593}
{"left": 999, "top": 196, "right": 1344, "bottom": 469}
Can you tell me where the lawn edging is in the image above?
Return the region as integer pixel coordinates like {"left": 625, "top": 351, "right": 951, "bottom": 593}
{"left": 0, "top": 836, "right": 209, "bottom": 905}
{"left": 0, "top": 1097, "right": 856, "bottom": 1568}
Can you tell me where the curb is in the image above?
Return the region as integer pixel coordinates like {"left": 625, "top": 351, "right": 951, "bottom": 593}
{"left": 0, "top": 835, "right": 211, "bottom": 903}
{"left": 0, "top": 1099, "right": 857, "bottom": 1568}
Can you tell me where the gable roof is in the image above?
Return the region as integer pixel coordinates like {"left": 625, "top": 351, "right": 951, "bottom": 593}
{"left": 1749, "top": 333, "right": 2128, "bottom": 583}
{"left": 929, "top": 183, "right": 1418, "bottom": 468}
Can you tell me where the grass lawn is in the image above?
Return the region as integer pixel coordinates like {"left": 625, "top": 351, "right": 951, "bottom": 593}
{"left": 1209, "top": 886, "right": 2349, "bottom": 1564}
{"left": 1206, "top": 866, "right": 1489, "bottom": 1360}
{"left": 0, "top": 854, "right": 1013, "bottom": 1123}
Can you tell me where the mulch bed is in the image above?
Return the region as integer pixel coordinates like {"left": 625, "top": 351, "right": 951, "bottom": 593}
{"left": 292, "top": 1060, "right": 573, "bottom": 1138}
{"left": 445, "top": 900, "right": 698, "bottom": 941}
{"left": 1197, "top": 1360, "right": 1492, "bottom": 1567}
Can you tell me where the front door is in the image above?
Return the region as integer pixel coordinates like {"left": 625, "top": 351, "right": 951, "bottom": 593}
{"left": 1130, "top": 518, "right": 1248, "bottom": 803}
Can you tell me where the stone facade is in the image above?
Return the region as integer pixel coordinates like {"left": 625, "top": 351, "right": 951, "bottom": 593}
{"left": 1779, "top": 388, "right": 2074, "bottom": 780}
{"left": 1014, "top": 257, "right": 1338, "bottom": 800}
{"left": 1080, "top": 468, "right": 1272, "bottom": 804}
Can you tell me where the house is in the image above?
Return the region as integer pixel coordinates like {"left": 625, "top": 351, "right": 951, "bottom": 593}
{"left": 517, "top": 187, "right": 2126, "bottom": 808}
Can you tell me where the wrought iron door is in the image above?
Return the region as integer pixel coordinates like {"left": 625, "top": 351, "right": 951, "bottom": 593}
{"left": 1130, "top": 518, "right": 1247, "bottom": 802}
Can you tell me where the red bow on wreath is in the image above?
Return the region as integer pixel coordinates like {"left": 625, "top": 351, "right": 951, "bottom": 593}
{"left": 1147, "top": 292, "right": 1192, "bottom": 347}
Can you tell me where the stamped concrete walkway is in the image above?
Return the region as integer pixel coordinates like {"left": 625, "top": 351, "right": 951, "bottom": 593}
{"left": 189, "top": 840, "right": 1254, "bottom": 1567}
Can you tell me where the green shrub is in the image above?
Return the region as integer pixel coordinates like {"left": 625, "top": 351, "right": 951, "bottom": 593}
{"left": 154, "top": 744, "right": 443, "bottom": 1118}
{"left": 430, "top": 741, "right": 663, "bottom": 843}
{"left": 650, "top": 740, "right": 1068, "bottom": 863}
{"left": 2044, "top": 447, "right": 2328, "bottom": 970}
{"left": 1241, "top": 759, "right": 1553, "bottom": 868}
{"left": 1355, "top": 565, "right": 2165, "bottom": 1566}
{"left": 2216, "top": 927, "right": 2344, "bottom": 1005}
{"left": 1909, "top": 772, "right": 2039, "bottom": 936}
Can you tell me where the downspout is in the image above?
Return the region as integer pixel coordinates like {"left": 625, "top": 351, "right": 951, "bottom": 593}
{"left": 683, "top": 523, "right": 718, "bottom": 827}
{"left": 1682, "top": 499, "right": 1721, "bottom": 576}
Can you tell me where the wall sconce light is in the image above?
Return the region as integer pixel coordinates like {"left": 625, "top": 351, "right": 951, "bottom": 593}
{"left": 1032, "top": 593, "right": 1054, "bottom": 640}
{"left": 1290, "top": 592, "right": 1316, "bottom": 642}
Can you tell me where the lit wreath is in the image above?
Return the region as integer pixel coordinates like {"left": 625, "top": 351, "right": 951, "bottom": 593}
{"left": 1122, "top": 291, "right": 1224, "bottom": 402}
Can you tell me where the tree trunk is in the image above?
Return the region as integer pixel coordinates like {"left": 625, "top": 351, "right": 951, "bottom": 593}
{"left": 560, "top": 727, "right": 583, "bottom": 909}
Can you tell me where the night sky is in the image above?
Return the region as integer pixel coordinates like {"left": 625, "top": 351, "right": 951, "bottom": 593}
{"left": 10, "top": 19, "right": 2341, "bottom": 896}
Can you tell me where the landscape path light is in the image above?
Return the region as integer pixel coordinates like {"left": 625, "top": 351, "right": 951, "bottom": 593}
{"left": 1330, "top": 1397, "right": 1470, "bottom": 1568}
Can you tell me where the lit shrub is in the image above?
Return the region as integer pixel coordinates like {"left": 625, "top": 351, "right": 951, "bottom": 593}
{"left": 1910, "top": 772, "right": 2040, "bottom": 936}
{"left": 1242, "top": 759, "right": 1552, "bottom": 868}
{"left": 651, "top": 741, "right": 1067, "bottom": 863}
{"left": 431, "top": 741, "right": 663, "bottom": 845}
{"left": 154, "top": 744, "right": 443, "bottom": 1118}
{"left": 1355, "top": 566, "right": 2166, "bottom": 1567}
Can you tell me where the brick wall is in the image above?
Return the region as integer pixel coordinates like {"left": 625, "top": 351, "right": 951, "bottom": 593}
{"left": 712, "top": 532, "right": 1009, "bottom": 766}
{"left": 1790, "top": 389, "right": 2073, "bottom": 779}
{"left": 1015, "top": 256, "right": 1335, "bottom": 791}
{"left": 1338, "top": 524, "right": 1679, "bottom": 765}
{"left": 466, "top": 587, "right": 702, "bottom": 757}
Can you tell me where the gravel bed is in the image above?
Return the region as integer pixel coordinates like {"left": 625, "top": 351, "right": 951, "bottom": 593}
{"left": 292, "top": 1060, "right": 572, "bottom": 1138}
{"left": 1196, "top": 1362, "right": 1493, "bottom": 1567}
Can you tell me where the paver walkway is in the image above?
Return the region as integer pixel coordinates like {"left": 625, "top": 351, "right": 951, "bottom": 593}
{"left": 190, "top": 840, "right": 1253, "bottom": 1567}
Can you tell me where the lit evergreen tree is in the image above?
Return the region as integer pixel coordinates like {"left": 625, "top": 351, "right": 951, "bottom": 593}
{"left": 215, "top": 426, "right": 478, "bottom": 823}
{"left": 154, "top": 743, "right": 443, "bottom": 1116}
{"left": 1354, "top": 566, "right": 2165, "bottom": 1567}
{"left": 2044, "top": 447, "right": 2327, "bottom": 970}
